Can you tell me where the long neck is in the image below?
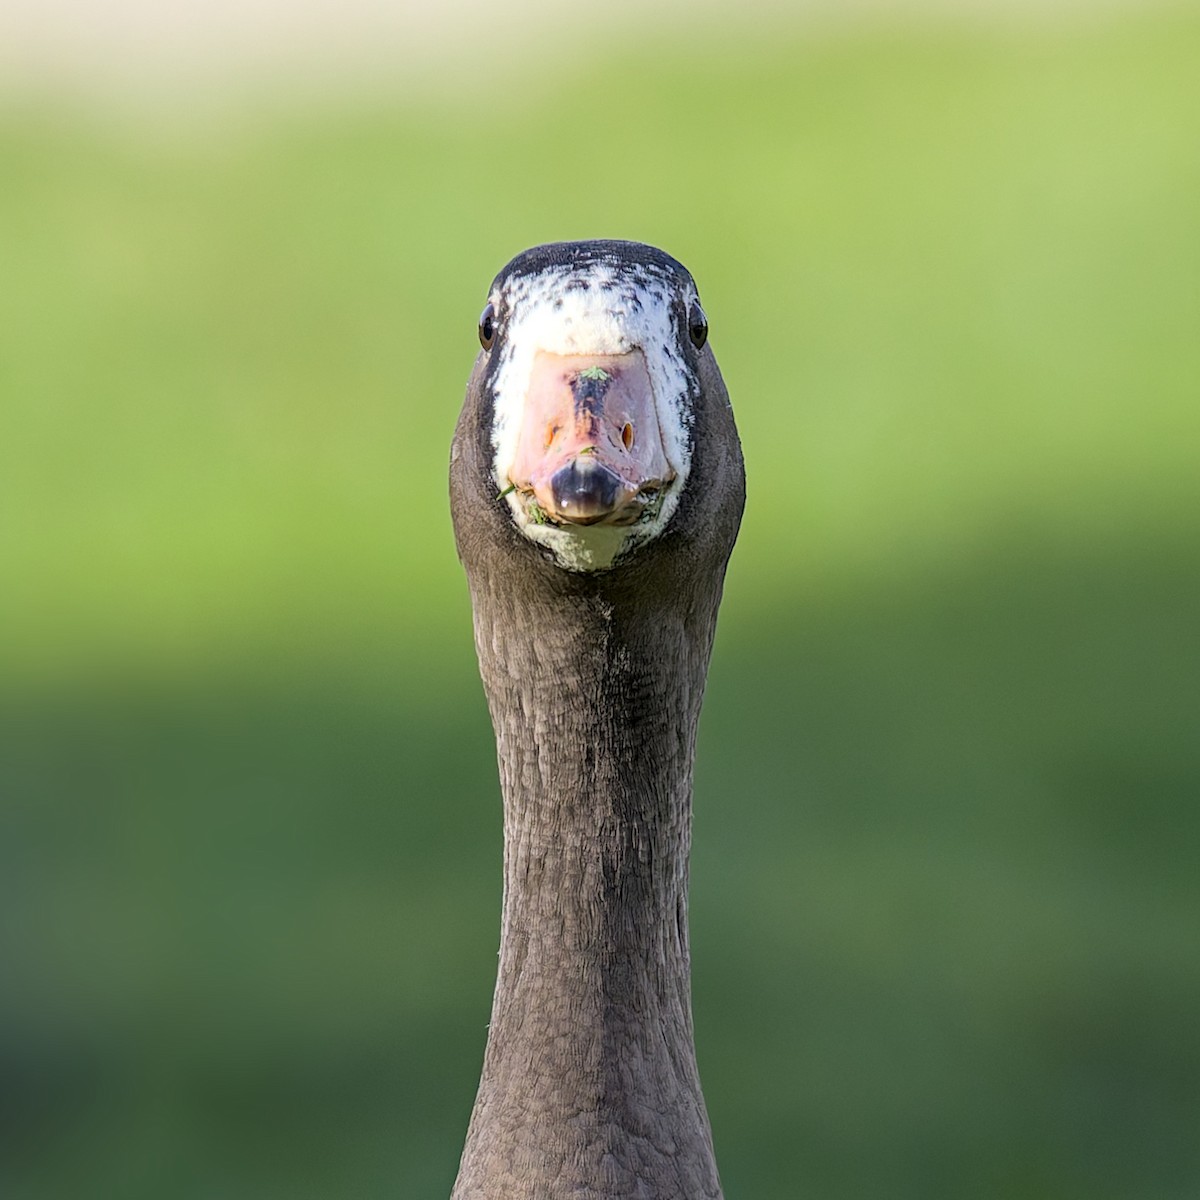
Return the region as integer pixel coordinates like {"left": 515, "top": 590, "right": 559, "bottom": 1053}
{"left": 451, "top": 577, "right": 724, "bottom": 1200}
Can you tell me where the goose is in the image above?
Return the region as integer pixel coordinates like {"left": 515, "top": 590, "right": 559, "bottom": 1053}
{"left": 449, "top": 240, "right": 745, "bottom": 1199}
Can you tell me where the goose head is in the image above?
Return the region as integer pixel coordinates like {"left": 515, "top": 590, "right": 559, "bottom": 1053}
{"left": 451, "top": 240, "right": 744, "bottom": 581}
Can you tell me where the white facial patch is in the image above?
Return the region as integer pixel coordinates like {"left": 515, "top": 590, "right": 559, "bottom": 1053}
{"left": 488, "top": 259, "right": 697, "bottom": 571}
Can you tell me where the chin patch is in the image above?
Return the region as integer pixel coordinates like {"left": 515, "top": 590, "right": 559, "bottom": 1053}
{"left": 486, "top": 257, "right": 698, "bottom": 571}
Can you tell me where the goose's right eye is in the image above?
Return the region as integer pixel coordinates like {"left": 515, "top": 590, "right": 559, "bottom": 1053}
{"left": 478, "top": 303, "right": 497, "bottom": 350}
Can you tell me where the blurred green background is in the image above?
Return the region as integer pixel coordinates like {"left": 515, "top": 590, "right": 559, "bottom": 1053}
{"left": 3, "top": 4, "right": 1199, "bottom": 1197}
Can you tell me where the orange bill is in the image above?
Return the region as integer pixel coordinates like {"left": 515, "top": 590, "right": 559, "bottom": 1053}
{"left": 507, "top": 349, "right": 675, "bottom": 526}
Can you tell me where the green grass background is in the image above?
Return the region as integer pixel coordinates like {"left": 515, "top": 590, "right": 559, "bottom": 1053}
{"left": 3, "top": 8, "right": 1199, "bottom": 1197}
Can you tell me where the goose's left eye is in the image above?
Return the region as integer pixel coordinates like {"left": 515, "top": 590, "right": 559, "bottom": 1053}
{"left": 687, "top": 301, "right": 708, "bottom": 350}
{"left": 478, "top": 303, "right": 497, "bottom": 350}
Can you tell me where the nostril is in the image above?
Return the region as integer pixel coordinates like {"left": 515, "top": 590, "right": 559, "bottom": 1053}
{"left": 621, "top": 423, "right": 634, "bottom": 451}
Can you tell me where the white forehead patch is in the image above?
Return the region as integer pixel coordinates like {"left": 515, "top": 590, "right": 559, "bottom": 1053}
{"left": 488, "top": 259, "right": 697, "bottom": 571}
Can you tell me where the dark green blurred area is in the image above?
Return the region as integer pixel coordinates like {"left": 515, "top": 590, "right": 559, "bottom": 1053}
{"left": 3, "top": 10, "right": 1199, "bottom": 1198}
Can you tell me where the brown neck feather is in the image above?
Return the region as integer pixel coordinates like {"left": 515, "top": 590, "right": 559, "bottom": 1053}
{"left": 449, "top": 334, "right": 743, "bottom": 1200}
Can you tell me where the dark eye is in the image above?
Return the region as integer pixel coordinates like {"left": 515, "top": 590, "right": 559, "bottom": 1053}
{"left": 478, "top": 302, "right": 497, "bottom": 350}
{"left": 687, "top": 301, "right": 708, "bottom": 350}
